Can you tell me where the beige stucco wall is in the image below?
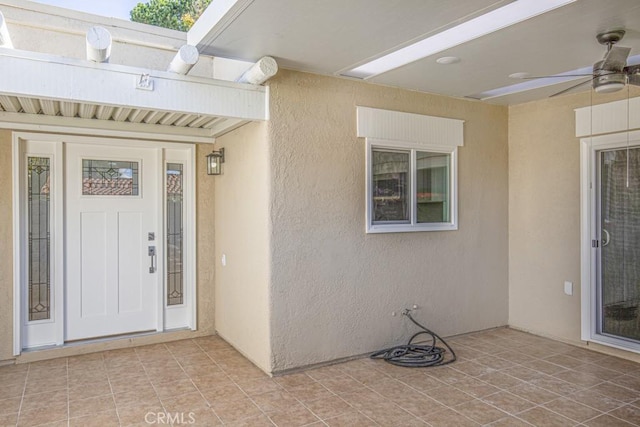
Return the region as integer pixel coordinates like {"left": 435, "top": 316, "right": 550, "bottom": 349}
{"left": 508, "top": 88, "right": 640, "bottom": 348}
{"left": 266, "top": 70, "right": 509, "bottom": 373}
{"left": 214, "top": 122, "right": 271, "bottom": 372}
{"left": 0, "top": 130, "right": 13, "bottom": 361}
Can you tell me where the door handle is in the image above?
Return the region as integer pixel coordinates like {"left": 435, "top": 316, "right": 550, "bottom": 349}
{"left": 148, "top": 246, "right": 157, "bottom": 273}
{"left": 602, "top": 229, "right": 610, "bottom": 247}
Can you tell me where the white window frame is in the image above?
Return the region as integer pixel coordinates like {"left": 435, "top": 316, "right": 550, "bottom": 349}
{"left": 366, "top": 139, "right": 458, "bottom": 233}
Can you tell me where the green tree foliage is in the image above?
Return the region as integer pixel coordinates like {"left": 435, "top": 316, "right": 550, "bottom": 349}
{"left": 130, "top": 0, "right": 212, "bottom": 32}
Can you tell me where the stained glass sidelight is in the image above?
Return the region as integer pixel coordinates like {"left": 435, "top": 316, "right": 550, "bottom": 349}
{"left": 82, "top": 159, "right": 139, "bottom": 196}
{"left": 28, "top": 157, "right": 51, "bottom": 321}
{"left": 167, "top": 163, "right": 184, "bottom": 305}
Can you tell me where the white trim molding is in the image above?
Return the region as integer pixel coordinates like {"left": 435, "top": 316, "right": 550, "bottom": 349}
{"left": 356, "top": 106, "right": 464, "bottom": 147}
{"left": 575, "top": 96, "right": 640, "bottom": 137}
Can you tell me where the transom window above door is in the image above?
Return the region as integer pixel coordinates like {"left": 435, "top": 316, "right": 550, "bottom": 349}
{"left": 82, "top": 159, "right": 140, "bottom": 196}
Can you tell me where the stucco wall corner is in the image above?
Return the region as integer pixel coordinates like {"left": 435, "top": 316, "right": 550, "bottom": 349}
{"left": 0, "top": 129, "right": 14, "bottom": 362}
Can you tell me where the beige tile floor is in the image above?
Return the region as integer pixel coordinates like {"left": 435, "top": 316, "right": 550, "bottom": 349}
{"left": 2, "top": 328, "right": 640, "bottom": 426}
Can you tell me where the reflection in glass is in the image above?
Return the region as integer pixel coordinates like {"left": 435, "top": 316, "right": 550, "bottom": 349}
{"left": 417, "top": 151, "right": 450, "bottom": 223}
{"left": 372, "top": 150, "right": 410, "bottom": 223}
{"left": 82, "top": 159, "right": 139, "bottom": 196}
{"left": 600, "top": 148, "right": 640, "bottom": 341}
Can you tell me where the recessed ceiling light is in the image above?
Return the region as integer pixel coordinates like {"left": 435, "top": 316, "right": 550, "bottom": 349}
{"left": 508, "top": 72, "right": 531, "bottom": 79}
{"left": 342, "top": 0, "right": 577, "bottom": 79}
{"left": 436, "top": 56, "right": 461, "bottom": 65}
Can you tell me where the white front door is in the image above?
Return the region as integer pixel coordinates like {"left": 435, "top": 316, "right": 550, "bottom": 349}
{"left": 65, "top": 143, "right": 160, "bottom": 341}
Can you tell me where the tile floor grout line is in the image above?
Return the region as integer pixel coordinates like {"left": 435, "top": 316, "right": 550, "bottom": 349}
{"left": 192, "top": 337, "right": 274, "bottom": 426}
{"left": 177, "top": 339, "right": 226, "bottom": 425}
{"left": 14, "top": 362, "right": 29, "bottom": 427}
{"left": 65, "top": 357, "right": 70, "bottom": 427}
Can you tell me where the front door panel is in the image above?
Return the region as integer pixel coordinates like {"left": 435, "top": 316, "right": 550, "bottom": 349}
{"left": 65, "top": 143, "right": 159, "bottom": 341}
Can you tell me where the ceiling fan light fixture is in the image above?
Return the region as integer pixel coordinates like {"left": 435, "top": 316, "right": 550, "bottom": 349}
{"left": 593, "top": 73, "right": 626, "bottom": 93}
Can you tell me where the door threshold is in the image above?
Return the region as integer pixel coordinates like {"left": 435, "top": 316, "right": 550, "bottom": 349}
{"left": 18, "top": 327, "right": 196, "bottom": 362}
{"left": 65, "top": 329, "right": 157, "bottom": 345}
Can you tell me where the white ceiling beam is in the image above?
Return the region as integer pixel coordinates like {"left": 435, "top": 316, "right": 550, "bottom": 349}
{"left": 159, "top": 112, "right": 181, "bottom": 125}
{"left": 128, "top": 109, "right": 149, "bottom": 123}
{"left": 188, "top": 0, "right": 255, "bottom": 49}
{"left": 236, "top": 56, "right": 278, "bottom": 85}
{"left": 0, "top": 95, "right": 21, "bottom": 112}
{"left": 40, "top": 99, "right": 60, "bottom": 116}
{"left": 205, "top": 118, "right": 246, "bottom": 136}
{"left": 167, "top": 45, "right": 199, "bottom": 75}
{"left": 60, "top": 101, "right": 78, "bottom": 117}
{"left": 187, "top": 115, "right": 214, "bottom": 128}
{"left": 86, "top": 26, "right": 112, "bottom": 63}
{"left": 0, "top": 48, "right": 267, "bottom": 121}
{"left": 143, "top": 110, "right": 166, "bottom": 124}
{"left": 96, "top": 105, "right": 114, "bottom": 120}
{"left": 78, "top": 103, "right": 97, "bottom": 119}
{"left": 112, "top": 107, "right": 132, "bottom": 122}
{"left": 0, "top": 11, "right": 13, "bottom": 49}
{"left": 18, "top": 97, "right": 40, "bottom": 114}
{"left": 0, "top": 110, "right": 215, "bottom": 143}
{"left": 173, "top": 114, "right": 199, "bottom": 127}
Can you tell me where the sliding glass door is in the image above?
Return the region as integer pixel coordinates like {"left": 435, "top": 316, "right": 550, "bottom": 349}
{"left": 598, "top": 146, "right": 640, "bottom": 341}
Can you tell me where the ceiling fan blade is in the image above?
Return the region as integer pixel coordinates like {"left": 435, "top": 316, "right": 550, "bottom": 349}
{"left": 518, "top": 74, "right": 594, "bottom": 79}
{"left": 550, "top": 78, "right": 594, "bottom": 97}
{"left": 625, "top": 64, "right": 640, "bottom": 86}
{"left": 602, "top": 46, "right": 631, "bottom": 71}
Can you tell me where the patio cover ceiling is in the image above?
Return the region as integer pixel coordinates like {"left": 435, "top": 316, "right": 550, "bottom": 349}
{"left": 0, "top": 47, "right": 268, "bottom": 141}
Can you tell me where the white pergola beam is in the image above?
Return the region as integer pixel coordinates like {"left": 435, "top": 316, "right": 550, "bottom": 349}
{"left": 0, "top": 94, "right": 21, "bottom": 112}
{"left": 0, "top": 48, "right": 267, "bottom": 121}
{"left": 40, "top": 99, "right": 60, "bottom": 116}
{"left": 86, "top": 26, "right": 112, "bottom": 63}
{"left": 236, "top": 56, "right": 278, "bottom": 85}
{"left": 168, "top": 45, "right": 199, "bottom": 75}
{"left": 0, "top": 11, "right": 13, "bottom": 49}
{"left": 18, "top": 97, "right": 40, "bottom": 114}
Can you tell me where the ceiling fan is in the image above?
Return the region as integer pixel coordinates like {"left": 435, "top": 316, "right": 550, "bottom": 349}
{"left": 518, "top": 30, "right": 640, "bottom": 97}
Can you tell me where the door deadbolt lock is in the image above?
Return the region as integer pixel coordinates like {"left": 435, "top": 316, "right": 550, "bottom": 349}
{"left": 148, "top": 246, "right": 157, "bottom": 273}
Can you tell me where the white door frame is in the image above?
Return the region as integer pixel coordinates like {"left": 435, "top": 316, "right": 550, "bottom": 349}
{"left": 13, "top": 132, "right": 197, "bottom": 355}
{"left": 580, "top": 130, "right": 640, "bottom": 353}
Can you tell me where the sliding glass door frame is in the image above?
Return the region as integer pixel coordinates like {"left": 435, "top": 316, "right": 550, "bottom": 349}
{"left": 581, "top": 131, "right": 640, "bottom": 353}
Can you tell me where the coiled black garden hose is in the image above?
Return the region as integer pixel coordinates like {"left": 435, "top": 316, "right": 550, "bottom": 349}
{"left": 370, "top": 310, "right": 457, "bottom": 367}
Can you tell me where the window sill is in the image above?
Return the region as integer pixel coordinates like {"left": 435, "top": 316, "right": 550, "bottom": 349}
{"left": 366, "top": 223, "right": 458, "bottom": 233}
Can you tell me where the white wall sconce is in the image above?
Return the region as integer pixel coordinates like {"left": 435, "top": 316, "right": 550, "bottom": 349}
{"left": 206, "top": 148, "right": 225, "bottom": 175}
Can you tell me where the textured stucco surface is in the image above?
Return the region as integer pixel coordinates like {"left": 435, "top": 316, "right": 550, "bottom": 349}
{"left": 214, "top": 122, "right": 271, "bottom": 372}
{"left": 0, "top": 130, "right": 13, "bottom": 362}
{"left": 508, "top": 88, "right": 640, "bottom": 345}
{"left": 267, "top": 70, "right": 509, "bottom": 372}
